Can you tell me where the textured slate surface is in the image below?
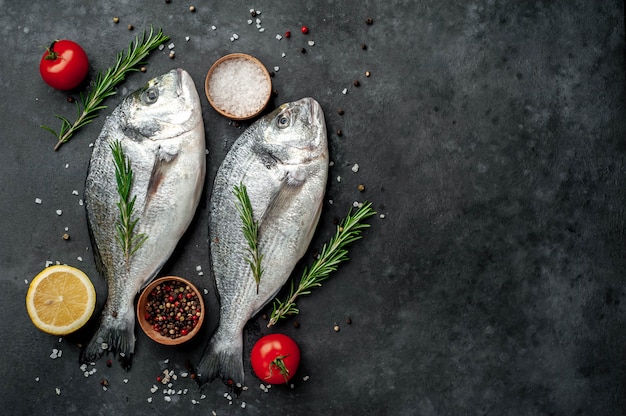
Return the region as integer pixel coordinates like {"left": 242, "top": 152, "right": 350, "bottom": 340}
{"left": 1, "top": 1, "right": 624, "bottom": 415}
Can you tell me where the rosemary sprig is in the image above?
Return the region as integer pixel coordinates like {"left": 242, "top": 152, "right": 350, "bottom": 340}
{"left": 233, "top": 183, "right": 264, "bottom": 293}
{"left": 110, "top": 140, "right": 148, "bottom": 268}
{"left": 267, "top": 201, "right": 376, "bottom": 327}
{"left": 42, "top": 27, "right": 169, "bottom": 151}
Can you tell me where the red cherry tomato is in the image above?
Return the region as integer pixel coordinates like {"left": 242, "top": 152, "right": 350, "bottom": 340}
{"left": 39, "top": 40, "right": 89, "bottom": 90}
{"left": 250, "top": 334, "right": 300, "bottom": 384}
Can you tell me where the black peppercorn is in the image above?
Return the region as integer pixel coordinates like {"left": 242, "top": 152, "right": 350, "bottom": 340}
{"left": 366, "top": 17, "right": 373, "bottom": 25}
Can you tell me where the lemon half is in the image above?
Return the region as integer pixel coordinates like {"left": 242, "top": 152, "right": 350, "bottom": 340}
{"left": 26, "top": 264, "right": 96, "bottom": 335}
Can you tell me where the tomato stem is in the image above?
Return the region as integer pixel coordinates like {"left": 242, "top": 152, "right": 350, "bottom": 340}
{"left": 44, "top": 41, "right": 59, "bottom": 60}
{"left": 267, "top": 354, "right": 291, "bottom": 383}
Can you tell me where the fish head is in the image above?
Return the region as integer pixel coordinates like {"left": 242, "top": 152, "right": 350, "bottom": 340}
{"left": 120, "top": 68, "right": 202, "bottom": 141}
{"left": 257, "top": 97, "right": 328, "bottom": 165}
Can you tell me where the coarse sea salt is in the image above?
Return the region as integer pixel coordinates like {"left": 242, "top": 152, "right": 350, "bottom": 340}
{"left": 35, "top": 198, "right": 42, "bottom": 204}
{"left": 208, "top": 57, "right": 270, "bottom": 118}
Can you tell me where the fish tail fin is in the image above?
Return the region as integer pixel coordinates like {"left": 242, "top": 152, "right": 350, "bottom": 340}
{"left": 80, "top": 314, "right": 135, "bottom": 370}
{"left": 196, "top": 328, "right": 244, "bottom": 387}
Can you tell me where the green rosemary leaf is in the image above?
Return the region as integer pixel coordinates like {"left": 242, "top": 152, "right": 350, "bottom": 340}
{"left": 267, "top": 202, "right": 376, "bottom": 327}
{"left": 110, "top": 140, "right": 148, "bottom": 267}
{"left": 43, "top": 26, "right": 169, "bottom": 151}
{"left": 233, "top": 183, "right": 264, "bottom": 293}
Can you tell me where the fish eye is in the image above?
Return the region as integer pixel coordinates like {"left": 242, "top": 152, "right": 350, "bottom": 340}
{"left": 142, "top": 87, "right": 159, "bottom": 104}
{"left": 276, "top": 114, "right": 290, "bottom": 129}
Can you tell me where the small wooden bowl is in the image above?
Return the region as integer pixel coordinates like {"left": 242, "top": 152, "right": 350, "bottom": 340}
{"left": 204, "top": 53, "right": 272, "bottom": 120}
{"left": 136, "top": 276, "right": 205, "bottom": 346}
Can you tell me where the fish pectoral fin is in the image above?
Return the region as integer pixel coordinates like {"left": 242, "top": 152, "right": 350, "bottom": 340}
{"left": 284, "top": 166, "right": 306, "bottom": 187}
{"left": 146, "top": 149, "right": 180, "bottom": 203}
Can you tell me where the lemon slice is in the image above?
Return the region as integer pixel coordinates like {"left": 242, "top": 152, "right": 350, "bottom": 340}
{"left": 26, "top": 265, "right": 96, "bottom": 335}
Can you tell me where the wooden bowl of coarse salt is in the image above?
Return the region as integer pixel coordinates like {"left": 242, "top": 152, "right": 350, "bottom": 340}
{"left": 205, "top": 53, "right": 272, "bottom": 120}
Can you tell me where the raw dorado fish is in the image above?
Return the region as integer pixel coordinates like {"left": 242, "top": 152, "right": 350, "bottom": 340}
{"left": 81, "top": 69, "right": 206, "bottom": 368}
{"left": 197, "top": 97, "right": 328, "bottom": 385}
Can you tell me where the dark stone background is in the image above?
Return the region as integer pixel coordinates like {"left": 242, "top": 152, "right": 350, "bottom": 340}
{"left": 0, "top": 1, "right": 624, "bottom": 415}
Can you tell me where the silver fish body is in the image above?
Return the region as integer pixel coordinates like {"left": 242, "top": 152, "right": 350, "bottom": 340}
{"left": 81, "top": 69, "right": 206, "bottom": 368}
{"left": 197, "top": 97, "right": 328, "bottom": 385}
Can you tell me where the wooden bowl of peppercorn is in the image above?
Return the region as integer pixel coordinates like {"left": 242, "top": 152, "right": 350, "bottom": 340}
{"left": 136, "top": 276, "right": 205, "bottom": 346}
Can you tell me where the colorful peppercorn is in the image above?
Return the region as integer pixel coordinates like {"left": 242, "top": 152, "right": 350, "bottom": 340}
{"left": 145, "top": 280, "right": 201, "bottom": 339}
{"left": 301, "top": 25, "right": 309, "bottom": 34}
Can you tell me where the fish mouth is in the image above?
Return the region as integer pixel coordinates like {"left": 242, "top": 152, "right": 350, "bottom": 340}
{"left": 301, "top": 97, "right": 322, "bottom": 126}
{"left": 174, "top": 68, "right": 185, "bottom": 96}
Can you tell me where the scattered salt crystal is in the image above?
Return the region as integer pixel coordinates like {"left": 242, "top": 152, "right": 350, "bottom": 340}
{"left": 308, "top": 40, "right": 315, "bottom": 46}
{"left": 147, "top": 397, "right": 153, "bottom": 403}
{"left": 77, "top": 257, "right": 83, "bottom": 262}
{"left": 58, "top": 337, "right": 63, "bottom": 343}
{"left": 303, "top": 375, "right": 310, "bottom": 381}
{"left": 274, "top": 66, "right": 280, "bottom": 72}
{"left": 88, "top": 143, "right": 94, "bottom": 147}
{"left": 329, "top": 161, "right": 335, "bottom": 166}
{"left": 163, "top": 359, "right": 170, "bottom": 364}
{"left": 256, "top": 18, "right": 261, "bottom": 24}
{"left": 102, "top": 386, "right": 108, "bottom": 391}
{"left": 380, "top": 214, "right": 386, "bottom": 219}
{"left": 35, "top": 377, "right": 40, "bottom": 382}
{"left": 337, "top": 176, "right": 341, "bottom": 182}
{"left": 249, "top": 8, "right": 254, "bottom": 13}
{"left": 80, "top": 364, "right": 87, "bottom": 372}
{"left": 203, "top": 288, "right": 209, "bottom": 295}
{"left": 230, "top": 37, "right": 235, "bottom": 42}
{"left": 247, "top": 19, "right": 253, "bottom": 24}
{"left": 35, "top": 198, "right": 42, "bottom": 204}
{"left": 123, "top": 379, "right": 128, "bottom": 383}
{"left": 56, "top": 210, "right": 63, "bottom": 216}
{"left": 212, "top": 411, "right": 217, "bottom": 416}
{"left": 232, "top": 33, "right": 239, "bottom": 40}
{"left": 78, "top": 199, "right": 84, "bottom": 206}
{"left": 241, "top": 402, "right": 247, "bottom": 408}
{"left": 352, "top": 163, "right": 360, "bottom": 172}
{"left": 211, "top": 25, "right": 217, "bottom": 30}
{"left": 101, "top": 342, "right": 108, "bottom": 350}
{"left": 185, "top": 36, "right": 190, "bottom": 41}
{"left": 84, "top": 371, "right": 89, "bottom": 377}
{"left": 24, "top": 279, "right": 28, "bottom": 284}
{"left": 181, "top": 371, "right": 189, "bottom": 377}
{"left": 55, "top": 387, "right": 61, "bottom": 395}
{"left": 158, "top": 44, "right": 165, "bottom": 51}
{"left": 342, "top": 88, "right": 348, "bottom": 95}
{"left": 328, "top": 199, "right": 334, "bottom": 204}
{"left": 183, "top": 388, "right": 188, "bottom": 394}
{"left": 167, "top": 43, "right": 175, "bottom": 49}
{"left": 256, "top": 10, "right": 261, "bottom": 14}
{"left": 196, "top": 265, "right": 202, "bottom": 271}
{"left": 259, "top": 28, "right": 265, "bottom": 32}
{"left": 64, "top": 163, "right": 69, "bottom": 169}
{"left": 201, "top": 394, "right": 207, "bottom": 400}
{"left": 353, "top": 201, "right": 363, "bottom": 208}
{"left": 72, "top": 190, "right": 78, "bottom": 195}
{"left": 275, "top": 34, "right": 282, "bottom": 40}
{"left": 150, "top": 385, "right": 158, "bottom": 394}
{"left": 281, "top": 52, "right": 286, "bottom": 58}
{"left": 192, "top": 399, "right": 198, "bottom": 405}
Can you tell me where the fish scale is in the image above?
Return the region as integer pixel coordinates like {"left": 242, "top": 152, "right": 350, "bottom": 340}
{"left": 197, "top": 97, "right": 328, "bottom": 386}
